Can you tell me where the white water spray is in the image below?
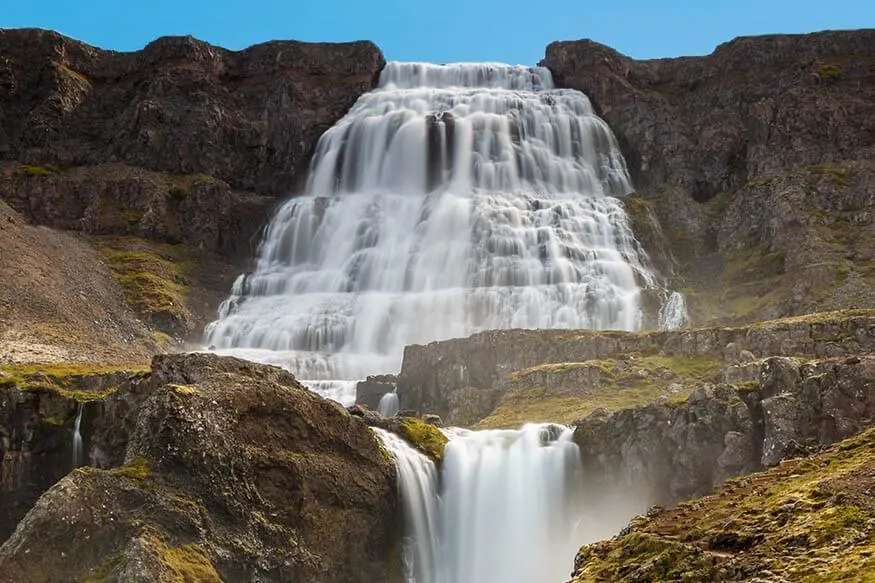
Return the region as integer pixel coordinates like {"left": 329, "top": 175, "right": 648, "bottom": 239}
{"left": 205, "top": 61, "right": 657, "bottom": 394}
{"left": 375, "top": 423, "right": 584, "bottom": 583}
{"left": 72, "top": 403, "right": 84, "bottom": 468}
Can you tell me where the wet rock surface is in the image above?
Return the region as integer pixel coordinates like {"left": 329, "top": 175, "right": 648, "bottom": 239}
{"left": 0, "top": 354, "right": 398, "bottom": 583}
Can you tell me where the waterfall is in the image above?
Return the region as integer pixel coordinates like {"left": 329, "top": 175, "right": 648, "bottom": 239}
{"left": 378, "top": 389, "right": 400, "bottom": 417}
{"left": 373, "top": 428, "right": 441, "bottom": 583}
{"left": 205, "top": 61, "right": 657, "bottom": 394}
{"left": 375, "top": 424, "right": 584, "bottom": 583}
{"left": 658, "top": 290, "right": 689, "bottom": 330}
{"left": 72, "top": 403, "right": 83, "bottom": 468}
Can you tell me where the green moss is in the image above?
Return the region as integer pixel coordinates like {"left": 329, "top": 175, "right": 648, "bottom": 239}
{"left": 168, "top": 384, "right": 198, "bottom": 396}
{"left": 112, "top": 457, "right": 150, "bottom": 481}
{"left": 815, "top": 64, "right": 843, "bottom": 80}
{"left": 570, "top": 428, "right": 875, "bottom": 582}
{"left": 17, "top": 164, "right": 58, "bottom": 177}
{"left": 168, "top": 186, "right": 188, "bottom": 202}
{"left": 0, "top": 363, "right": 144, "bottom": 403}
{"left": 809, "top": 163, "right": 851, "bottom": 187}
{"left": 398, "top": 418, "right": 448, "bottom": 462}
{"left": 161, "top": 543, "right": 221, "bottom": 582}
{"left": 100, "top": 244, "right": 189, "bottom": 327}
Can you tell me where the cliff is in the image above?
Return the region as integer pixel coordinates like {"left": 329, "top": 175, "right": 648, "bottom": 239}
{"left": 0, "top": 29, "right": 385, "bottom": 355}
{"left": 569, "top": 427, "right": 875, "bottom": 581}
{"left": 0, "top": 354, "right": 398, "bottom": 582}
{"left": 543, "top": 30, "right": 875, "bottom": 326}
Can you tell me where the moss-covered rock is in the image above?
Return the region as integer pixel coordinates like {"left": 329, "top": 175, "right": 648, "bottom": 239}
{"left": 396, "top": 417, "right": 448, "bottom": 463}
{"left": 570, "top": 428, "right": 875, "bottom": 582}
{"left": 0, "top": 353, "right": 398, "bottom": 583}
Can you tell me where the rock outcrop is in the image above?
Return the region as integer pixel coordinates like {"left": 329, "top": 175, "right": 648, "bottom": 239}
{"left": 543, "top": 31, "right": 875, "bottom": 325}
{"left": 569, "top": 427, "right": 875, "bottom": 582}
{"left": 0, "top": 29, "right": 385, "bottom": 351}
{"left": 0, "top": 354, "right": 398, "bottom": 583}
{"left": 573, "top": 355, "right": 875, "bottom": 510}
{"left": 397, "top": 310, "right": 875, "bottom": 422}
{"left": 0, "top": 28, "right": 385, "bottom": 196}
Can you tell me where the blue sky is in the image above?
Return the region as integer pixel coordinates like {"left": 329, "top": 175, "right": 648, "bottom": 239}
{"left": 3, "top": 0, "right": 873, "bottom": 64}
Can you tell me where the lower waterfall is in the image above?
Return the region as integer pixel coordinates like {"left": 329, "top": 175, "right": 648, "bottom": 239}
{"left": 375, "top": 424, "right": 584, "bottom": 583}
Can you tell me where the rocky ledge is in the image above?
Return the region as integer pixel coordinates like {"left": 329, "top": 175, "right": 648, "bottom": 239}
{"left": 0, "top": 354, "right": 398, "bottom": 583}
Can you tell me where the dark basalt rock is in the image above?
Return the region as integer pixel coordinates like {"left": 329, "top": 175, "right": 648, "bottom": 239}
{"left": 0, "top": 28, "right": 385, "bottom": 196}
{"left": 0, "top": 354, "right": 398, "bottom": 583}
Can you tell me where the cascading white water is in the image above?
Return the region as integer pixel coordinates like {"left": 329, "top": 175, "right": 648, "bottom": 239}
{"left": 72, "top": 403, "right": 83, "bottom": 468}
{"left": 373, "top": 428, "right": 442, "bottom": 582}
{"left": 375, "top": 424, "right": 584, "bottom": 583}
{"left": 205, "top": 61, "right": 656, "bottom": 391}
{"left": 378, "top": 389, "right": 400, "bottom": 417}
{"left": 658, "top": 290, "right": 689, "bottom": 330}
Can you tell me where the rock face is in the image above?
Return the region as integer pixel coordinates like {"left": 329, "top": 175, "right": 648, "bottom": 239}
{"left": 397, "top": 310, "right": 875, "bottom": 422}
{"left": 569, "top": 427, "right": 875, "bottom": 582}
{"left": 543, "top": 31, "right": 875, "bottom": 325}
{"left": 573, "top": 355, "right": 875, "bottom": 510}
{"left": 0, "top": 354, "right": 398, "bottom": 583}
{"left": 0, "top": 28, "right": 385, "bottom": 196}
{"left": 0, "top": 28, "right": 385, "bottom": 350}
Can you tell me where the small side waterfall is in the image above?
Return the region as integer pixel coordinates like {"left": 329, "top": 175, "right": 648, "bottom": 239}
{"left": 375, "top": 423, "right": 584, "bottom": 583}
{"left": 72, "top": 403, "right": 84, "bottom": 468}
{"left": 658, "top": 290, "right": 689, "bottom": 330}
{"left": 373, "top": 428, "right": 441, "bottom": 583}
{"left": 378, "top": 389, "right": 400, "bottom": 417}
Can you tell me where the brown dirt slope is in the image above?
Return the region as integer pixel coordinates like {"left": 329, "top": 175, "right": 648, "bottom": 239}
{"left": 570, "top": 427, "right": 875, "bottom": 582}
{"left": 0, "top": 201, "right": 154, "bottom": 364}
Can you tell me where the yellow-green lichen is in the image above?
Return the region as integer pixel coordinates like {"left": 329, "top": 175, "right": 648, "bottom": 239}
{"left": 168, "top": 384, "right": 199, "bottom": 396}
{"left": 17, "top": 164, "right": 58, "bottom": 177}
{"left": 398, "top": 417, "right": 448, "bottom": 462}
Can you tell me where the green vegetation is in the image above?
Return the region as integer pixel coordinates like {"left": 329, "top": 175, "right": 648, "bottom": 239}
{"left": 168, "top": 186, "right": 188, "bottom": 202}
{"left": 99, "top": 239, "right": 190, "bottom": 332}
{"left": 56, "top": 62, "right": 90, "bottom": 85}
{"left": 815, "top": 63, "right": 843, "bottom": 81}
{"left": 112, "top": 457, "right": 151, "bottom": 481}
{"left": 0, "top": 363, "right": 146, "bottom": 402}
{"left": 570, "top": 427, "right": 875, "bottom": 582}
{"left": 398, "top": 417, "right": 448, "bottom": 462}
{"left": 168, "top": 384, "right": 199, "bottom": 396}
{"left": 477, "top": 356, "right": 722, "bottom": 429}
{"left": 17, "top": 164, "right": 58, "bottom": 177}
{"left": 809, "top": 163, "right": 851, "bottom": 187}
{"left": 161, "top": 543, "right": 221, "bottom": 582}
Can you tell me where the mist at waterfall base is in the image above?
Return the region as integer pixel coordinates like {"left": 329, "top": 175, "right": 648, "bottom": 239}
{"left": 204, "top": 61, "right": 686, "bottom": 395}
{"left": 375, "top": 424, "right": 638, "bottom": 583}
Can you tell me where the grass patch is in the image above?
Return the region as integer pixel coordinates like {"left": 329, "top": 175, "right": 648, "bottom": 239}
{"left": 99, "top": 239, "right": 191, "bottom": 334}
{"left": 814, "top": 64, "right": 843, "bottom": 81}
{"left": 398, "top": 417, "right": 448, "bottom": 462}
{"left": 570, "top": 428, "right": 875, "bottom": 582}
{"left": 809, "top": 163, "right": 851, "bottom": 187}
{"left": 168, "top": 384, "right": 198, "bottom": 396}
{"left": 477, "top": 356, "right": 722, "bottom": 428}
{"left": 0, "top": 363, "right": 146, "bottom": 403}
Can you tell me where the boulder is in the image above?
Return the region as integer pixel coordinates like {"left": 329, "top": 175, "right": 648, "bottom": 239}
{"left": 0, "top": 354, "right": 398, "bottom": 583}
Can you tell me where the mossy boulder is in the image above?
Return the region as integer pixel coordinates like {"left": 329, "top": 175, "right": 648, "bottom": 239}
{"left": 0, "top": 354, "right": 399, "bottom": 583}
